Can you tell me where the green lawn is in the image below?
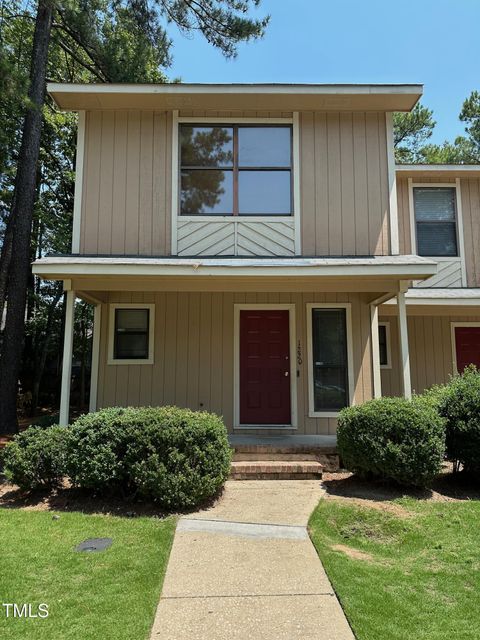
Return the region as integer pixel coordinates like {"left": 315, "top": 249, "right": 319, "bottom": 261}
{"left": 0, "top": 509, "right": 176, "bottom": 640}
{"left": 309, "top": 497, "right": 480, "bottom": 640}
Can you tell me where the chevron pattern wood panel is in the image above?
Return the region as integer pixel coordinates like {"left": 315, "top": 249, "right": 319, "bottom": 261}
{"left": 236, "top": 221, "right": 295, "bottom": 256}
{"left": 177, "top": 221, "right": 235, "bottom": 256}
{"left": 176, "top": 219, "right": 296, "bottom": 256}
{"left": 414, "top": 259, "right": 463, "bottom": 288}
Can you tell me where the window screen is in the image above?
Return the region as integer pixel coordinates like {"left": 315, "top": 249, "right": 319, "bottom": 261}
{"left": 413, "top": 187, "right": 458, "bottom": 257}
{"left": 114, "top": 309, "right": 150, "bottom": 360}
{"left": 311, "top": 308, "right": 349, "bottom": 411}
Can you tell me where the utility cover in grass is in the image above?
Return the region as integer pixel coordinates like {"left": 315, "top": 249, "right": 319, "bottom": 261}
{"left": 75, "top": 538, "right": 113, "bottom": 553}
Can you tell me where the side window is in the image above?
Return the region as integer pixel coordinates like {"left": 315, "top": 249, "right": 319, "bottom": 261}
{"left": 378, "top": 322, "right": 391, "bottom": 368}
{"left": 108, "top": 305, "right": 154, "bottom": 364}
{"left": 413, "top": 187, "right": 458, "bottom": 257}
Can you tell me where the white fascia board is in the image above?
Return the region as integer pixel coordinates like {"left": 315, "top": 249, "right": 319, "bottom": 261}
{"left": 32, "top": 256, "right": 437, "bottom": 280}
{"left": 48, "top": 82, "right": 423, "bottom": 97}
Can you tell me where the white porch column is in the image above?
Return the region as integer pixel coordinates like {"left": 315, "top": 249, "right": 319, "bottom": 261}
{"left": 397, "top": 290, "right": 412, "bottom": 399}
{"left": 370, "top": 304, "right": 382, "bottom": 398}
{"left": 59, "top": 289, "right": 75, "bottom": 426}
{"left": 89, "top": 304, "right": 102, "bottom": 413}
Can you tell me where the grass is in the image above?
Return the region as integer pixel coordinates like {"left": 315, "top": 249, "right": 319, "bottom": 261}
{"left": 309, "top": 496, "right": 480, "bottom": 640}
{"left": 0, "top": 509, "right": 176, "bottom": 640}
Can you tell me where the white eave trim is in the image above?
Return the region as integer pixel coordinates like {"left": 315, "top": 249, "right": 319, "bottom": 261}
{"left": 396, "top": 164, "right": 480, "bottom": 176}
{"left": 48, "top": 82, "right": 423, "bottom": 97}
{"left": 384, "top": 288, "right": 480, "bottom": 305}
{"left": 32, "top": 255, "right": 437, "bottom": 280}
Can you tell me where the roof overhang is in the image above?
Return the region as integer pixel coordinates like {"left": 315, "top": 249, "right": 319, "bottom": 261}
{"left": 47, "top": 83, "right": 423, "bottom": 113}
{"left": 396, "top": 164, "right": 480, "bottom": 178}
{"left": 384, "top": 288, "right": 480, "bottom": 305}
{"left": 32, "top": 255, "right": 437, "bottom": 283}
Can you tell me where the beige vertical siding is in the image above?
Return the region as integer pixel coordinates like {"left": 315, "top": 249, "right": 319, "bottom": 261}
{"left": 79, "top": 109, "right": 392, "bottom": 258}
{"left": 97, "top": 291, "right": 374, "bottom": 435}
{"left": 81, "top": 110, "right": 172, "bottom": 256}
{"left": 459, "top": 178, "right": 480, "bottom": 286}
{"left": 397, "top": 176, "right": 480, "bottom": 286}
{"left": 380, "top": 313, "right": 480, "bottom": 397}
{"left": 300, "top": 112, "right": 390, "bottom": 256}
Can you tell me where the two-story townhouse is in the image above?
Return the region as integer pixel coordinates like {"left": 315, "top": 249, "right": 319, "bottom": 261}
{"left": 32, "top": 82, "right": 480, "bottom": 443}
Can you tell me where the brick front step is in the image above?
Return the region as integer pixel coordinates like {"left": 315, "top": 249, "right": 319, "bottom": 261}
{"left": 233, "top": 452, "right": 320, "bottom": 462}
{"left": 230, "top": 460, "right": 323, "bottom": 480}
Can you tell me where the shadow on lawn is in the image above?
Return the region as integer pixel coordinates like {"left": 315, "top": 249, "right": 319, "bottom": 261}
{"left": 0, "top": 480, "right": 225, "bottom": 518}
{"left": 322, "top": 467, "right": 480, "bottom": 504}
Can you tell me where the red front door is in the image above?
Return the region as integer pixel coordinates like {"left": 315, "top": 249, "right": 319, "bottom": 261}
{"left": 239, "top": 310, "right": 291, "bottom": 425}
{"left": 454, "top": 326, "right": 480, "bottom": 373}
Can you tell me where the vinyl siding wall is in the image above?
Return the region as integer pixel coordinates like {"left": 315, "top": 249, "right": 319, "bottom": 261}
{"left": 397, "top": 176, "right": 480, "bottom": 286}
{"left": 380, "top": 313, "right": 480, "bottom": 397}
{"left": 79, "top": 109, "right": 391, "bottom": 258}
{"left": 97, "top": 291, "right": 374, "bottom": 435}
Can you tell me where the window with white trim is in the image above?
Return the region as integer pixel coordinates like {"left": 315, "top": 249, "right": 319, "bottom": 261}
{"left": 179, "top": 124, "right": 292, "bottom": 216}
{"left": 378, "top": 322, "right": 391, "bottom": 368}
{"left": 413, "top": 187, "right": 458, "bottom": 257}
{"left": 310, "top": 308, "right": 350, "bottom": 412}
{"left": 108, "top": 304, "right": 154, "bottom": 364}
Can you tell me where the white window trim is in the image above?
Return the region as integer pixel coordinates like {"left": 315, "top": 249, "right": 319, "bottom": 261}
{"left": 233, "top": 304, "right": 297, "bottom": 429}
{"left": 450, "top": 322, "right": 480, "bottom": 374}
{"left": 378, "top": 321, "right": 392, "bottom": 370}
{"left": 171, "top": 112, "right": 301, "bottom": 255}
{"left": 408, "top": 180, "right": 467, "bottom": 285}
{"left": 71, "top": 111, "right": 86, "bottom": 253}
{"left": 107, "top": 303, "right": 155, "bottom": 365}
{"left": 306, "top": 303, "right": 355, "bottom": 418}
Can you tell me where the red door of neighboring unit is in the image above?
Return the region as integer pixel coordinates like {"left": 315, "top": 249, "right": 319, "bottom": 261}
{"left": 239, "top": 310, "right": 291, "bottom": 425}
{"left": 454, "top": 326, "right": 480, "bottom": 373}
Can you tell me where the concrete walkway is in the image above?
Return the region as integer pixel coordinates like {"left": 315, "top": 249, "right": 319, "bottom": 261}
{"left": 150, "top": 481, "right": 355, "bottom": 640}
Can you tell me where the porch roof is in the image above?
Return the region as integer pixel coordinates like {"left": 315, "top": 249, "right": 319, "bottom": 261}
{"left": 32, "top": 254, "right": 437, "bottom": 282}
{"left": 385, "top": 288, "right": 480, "bottom": 305}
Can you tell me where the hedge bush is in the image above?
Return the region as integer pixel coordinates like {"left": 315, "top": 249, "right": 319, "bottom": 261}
{"left": 1, "top": 426, "right": 67, "bottom": 490}
{"left": 438, "top": 366, "right": 480, "bottom": 475}
{"left": 337, "top": 396, "right": 445, "bottom": 487}
{"left": 65, "top": 406, "right": 232, "bottom": 508}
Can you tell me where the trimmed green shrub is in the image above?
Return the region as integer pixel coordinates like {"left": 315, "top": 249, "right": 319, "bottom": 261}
{"left": 29, "top": 414, "right": 59, "bottom": 429}
{"left": 438, "top": 366, "right": 480, "bottom": 475}
{"left": 1, "top": 426, "right": 67, "bottom": 490}
{"left": 337, "top": 397, "right": 445, "bottom": 487}
{"left": 66, "top": 406, "right": 232, "bottom": 508}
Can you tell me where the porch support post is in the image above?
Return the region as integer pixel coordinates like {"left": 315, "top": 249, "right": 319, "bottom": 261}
{"left": 370, "top": 304, "right": 382, "bottom": 398}
{"left": 59, "top": 289, "right": 75, "bottom": 426}
{"left": 89, "top": 303, "right": 102, "bottom": 413}
{"left": 397, "top": 289, "right": 412, "bottom": 399}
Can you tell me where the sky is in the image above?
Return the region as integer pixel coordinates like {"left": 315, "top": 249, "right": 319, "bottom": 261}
{"left": 167, "top": 0, "right": 479, "bottom": 145}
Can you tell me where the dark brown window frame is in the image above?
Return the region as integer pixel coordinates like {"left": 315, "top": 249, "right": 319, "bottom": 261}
{"left": 179, "top": 123, "right": 294, "bottom": 216}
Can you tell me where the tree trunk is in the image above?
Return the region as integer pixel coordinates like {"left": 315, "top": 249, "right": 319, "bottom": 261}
{"left": 0, "top": 0, "right": 53, "bottom": 434}
{"left": 30, "top": 289, "right": 63, "bottom": 415}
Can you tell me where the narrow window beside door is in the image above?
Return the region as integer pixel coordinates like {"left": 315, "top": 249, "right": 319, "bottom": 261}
{"left": 310, "top": 308, "right": 350, "bottom": 413}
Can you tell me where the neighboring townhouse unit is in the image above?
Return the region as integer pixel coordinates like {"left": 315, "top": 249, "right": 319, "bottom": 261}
{"left": 32, "top": 83, "right": 480, "bottom": 437}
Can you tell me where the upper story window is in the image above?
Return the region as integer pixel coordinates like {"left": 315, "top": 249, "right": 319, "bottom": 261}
{"left": 413, "top": 187, "right": 458, "bottom": 257}
{"left": 180, "top": 125, "right": 292, "bottom": 216}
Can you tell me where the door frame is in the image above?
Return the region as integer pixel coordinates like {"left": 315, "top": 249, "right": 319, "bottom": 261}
{"left": 451, "top": 322, "right": 480, "bottom": 374}
{"left": 233, "top": 304, "right": 297, "bottom": 429}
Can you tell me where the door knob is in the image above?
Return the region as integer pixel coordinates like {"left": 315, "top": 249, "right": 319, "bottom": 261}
{"left": 284, "top": 371, "right": 289, "bottom": 377}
